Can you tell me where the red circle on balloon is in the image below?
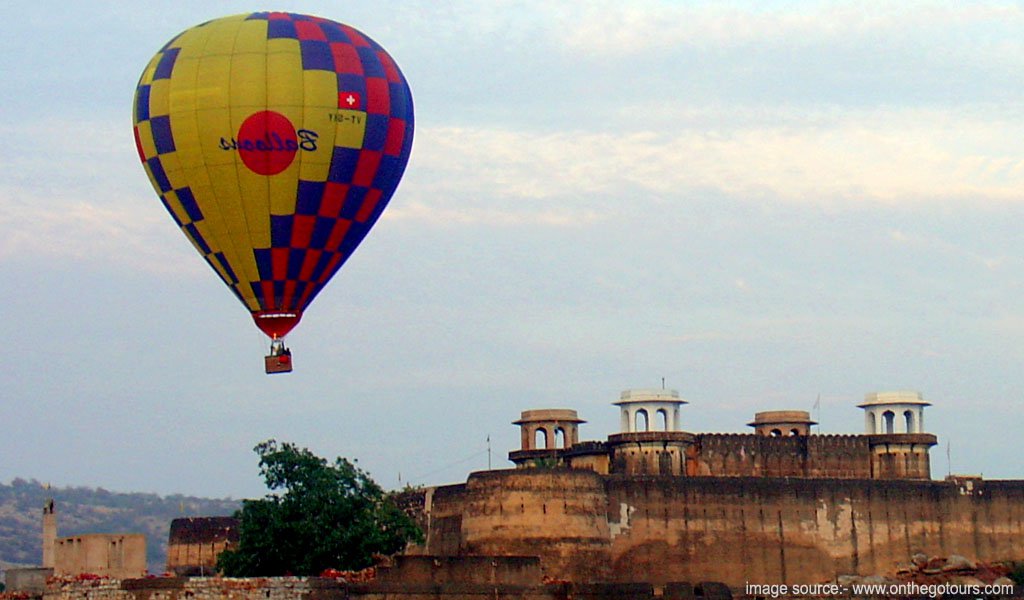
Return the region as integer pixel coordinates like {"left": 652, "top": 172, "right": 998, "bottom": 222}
{"left": 237, "top": 111, "right": 299, "bottom": 175}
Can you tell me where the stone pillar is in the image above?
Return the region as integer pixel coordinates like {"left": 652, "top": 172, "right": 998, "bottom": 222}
{"left": 42, "top": 498, "right": 56, "bottom": 569}
{"left": 613, "top": 389, "right": 688, "bottom": 433}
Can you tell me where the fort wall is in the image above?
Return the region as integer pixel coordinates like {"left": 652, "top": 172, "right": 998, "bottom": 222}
{"left": 53, "top": 534, "right": 147, "bottom": 580}
{"left": 418, "top": 470, "right": 1024, "bottom": 587}
{"left": 166, "top": 517, "right": 239, "bottom": 575}
{"left": 40, "top": 563, "right": 722, "bottom": 600}
{"left": 425, "top": 470, "right": 612, "bottom": 581}
{"left": 528, "top": 432, "right": 935, "bottom": 481}
{"left": 689, "top": 434, "right": 876, "bottom": 479}
{"left": 5, "top": 567, "right": 53, "bottom": 595}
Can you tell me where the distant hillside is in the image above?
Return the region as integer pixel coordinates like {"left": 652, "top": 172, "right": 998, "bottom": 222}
{"left": 0, "top": 478, "right": 240, "bottom": 574}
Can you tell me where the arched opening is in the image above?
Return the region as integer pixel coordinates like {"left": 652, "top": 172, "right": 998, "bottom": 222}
{"left": 904, "top": 410, "right": 914, "bottom": 433}
{"left": 534, "top": 428, "right": 547, "bottom": 450}
{"left": 635, "top": 409, "right": 649, "bottom": 432}
{"left": 656, "top": 409, "right": 669, "bottom": 431}
{"left": 770, "top": 428, "right": 782, "bottom": 437}
{"left": 555, "top": 427, "right": 566, "bottom": 449}
{"left": 790, "top": 428, "right": 800, "bottom": 436}
{"left": 883, "top": 410, "right": 895, "bottom": 434}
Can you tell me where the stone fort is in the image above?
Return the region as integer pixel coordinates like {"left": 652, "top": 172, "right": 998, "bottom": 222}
{"left": 16, "top": 387, "right": 1023, "bottom": 598}
{"left": 399, "top": 388, "right": 1024, "bottom": 587}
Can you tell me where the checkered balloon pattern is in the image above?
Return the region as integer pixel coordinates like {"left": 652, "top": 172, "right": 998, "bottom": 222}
{"left": 133, "top": 12, "right": 414, "bottom": 338}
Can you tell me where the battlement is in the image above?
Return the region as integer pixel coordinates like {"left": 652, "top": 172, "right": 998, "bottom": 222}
{"left": 607, "top": 431, "right": 695, "bottom": 444}
{"left": 412, "top": 467, "right": 1024, "bottom": 588}
{"left": 510, "top": 387, "right": 938, "bottom": 481}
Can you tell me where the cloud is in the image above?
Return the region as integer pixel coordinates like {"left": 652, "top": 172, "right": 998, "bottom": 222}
{"left": 887, "top": 227, "right": 1016, "bottom": 273}
{"left": 386, "top": 201, "right": 605, "bottom": 227}
{"left": 0, "top": 193, "right": 202, "bottom": 275}
{"left": 399, "top": 1, "right": 1024, "bottom": 129}
{"left": 558, "top": 1, "right": 1024, "bottom": 61}
{"left": 0, "top": 117, "right": 202, "bottom": 274}
{"left": 398, "top": 106, "right": 1024, "bottom": 227}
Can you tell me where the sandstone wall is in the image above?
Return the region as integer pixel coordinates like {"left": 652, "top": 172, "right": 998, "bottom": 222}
{"left": 605, "top": 476, "right": 1024, "bottom": 585}
{"left": 419, "top": 471, "right": 1024, "bottom": 587}
{"left": 690, "top": 434, "right": 875, "bottom": 479}
{"left": 41, "top": 573, "right": 690, "bottom": 600}
{"left": 53, "top": 534, "right": 147, "bottom": 579}
{"left": 425, "top": 469, "right": 612, "bottom": 582}
{"left": 166, "top": 517, "right": 239, "bottom": 575}
{"left": 5, "top": 567, "right": 53, "bottom": 594}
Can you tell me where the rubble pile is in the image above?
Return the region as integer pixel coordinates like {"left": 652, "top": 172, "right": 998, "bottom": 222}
{"left": 836, "top": 554, "right": 1018, "bottom": 589}
{"left": 318, "top": 566, "right": 377, "bottom": 583}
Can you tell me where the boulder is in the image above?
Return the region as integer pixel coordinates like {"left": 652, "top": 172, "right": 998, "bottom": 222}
{"left": 942, "top": 554, "right": 977, "bottom": 572}
{"left": 950, "top": 575, "right": 985, "bottom": 588}
{"left": 922, "top": 557, "right": 947, "bottom": 575}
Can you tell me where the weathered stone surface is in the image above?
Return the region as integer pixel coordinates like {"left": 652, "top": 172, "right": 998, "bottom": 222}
{"left": 54, "top": 534, "right": 146, "bottom": 579}
{"left": 417, "top": 471, "right": 1024, "bottom": 588}
{"left": 166, "top": 517, "right": 239, "bottom": 575}
{"left": 942, "top": 554, "right": 977, "bottom": 572}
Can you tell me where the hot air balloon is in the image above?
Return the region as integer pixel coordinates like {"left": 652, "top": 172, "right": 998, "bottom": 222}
{"left": 132, "top": 12, "right": 414, "bottom": 373}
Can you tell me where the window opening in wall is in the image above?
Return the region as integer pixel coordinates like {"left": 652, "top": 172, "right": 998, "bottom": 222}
{"left": 790, "top": 428, "right": 800, "bottom": 436}
{"left": 770, "top": 429, "right": 782, "bottom": 437}
{"left": 636, "top": 409, "right": 649, "bottom": 432}
{"left": 904, "top": 410, "right": 914, "bottom": 433}
{"left": 555, "top": 427, "right": 566, "bottom": 449}
{"left": 883, "top": 410, "right": 895, "bottom": 434}
{"left": 657, "top": 409, "right": 669, "bottom": 431}
{"left": 534, "top": 428, "right": 547, "bottom": 450}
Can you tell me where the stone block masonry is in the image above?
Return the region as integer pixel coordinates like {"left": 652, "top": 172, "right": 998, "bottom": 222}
{"left": 418, "top": 469, "right": 1024, "bottom": 587}
{"left": 42, "top": 573, "right": 731, "bottom": 600}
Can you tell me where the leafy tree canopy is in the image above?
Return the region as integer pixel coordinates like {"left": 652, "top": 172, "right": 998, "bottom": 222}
{"left": 217, "top": 440, "right": 422, "bottom": 576}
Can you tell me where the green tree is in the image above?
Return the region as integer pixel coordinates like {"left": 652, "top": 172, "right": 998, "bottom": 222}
{"left": 217, "top": 440, "right": 422, "bottom": 576}
{"left": 1009, "top": 562, "right": 1024, "bottom": 586}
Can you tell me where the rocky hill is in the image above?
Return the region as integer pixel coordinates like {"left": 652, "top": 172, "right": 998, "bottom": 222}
{"left": 0, "top": 478, "right": 240, "bottom": 574}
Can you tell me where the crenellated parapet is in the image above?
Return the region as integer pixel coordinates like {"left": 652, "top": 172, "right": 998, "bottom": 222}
{"left": 606, "top": 432, "right": 695, "bottom": 476}
{"left": 504, "top": 387, "right": 939, "bottom": 481}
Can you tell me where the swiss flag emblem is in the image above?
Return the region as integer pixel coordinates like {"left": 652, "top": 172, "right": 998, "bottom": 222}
{"left": 338, "top": 91, "right": 362, "bottom": 109}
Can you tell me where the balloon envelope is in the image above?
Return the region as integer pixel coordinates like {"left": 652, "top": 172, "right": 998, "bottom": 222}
{"left": 132, "top": 12, "right": 414, "bottom": 338}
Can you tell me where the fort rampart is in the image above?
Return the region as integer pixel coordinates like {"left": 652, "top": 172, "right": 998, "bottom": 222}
{"left": 416, "top": 469, "right": 1024, "bottom": 587}
{"left": 39, "top": 558, "right": 731, "bottom": 600}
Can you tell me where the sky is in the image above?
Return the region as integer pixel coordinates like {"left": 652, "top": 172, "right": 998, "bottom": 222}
{"left": 2, "top": 0, "right": 1023, "bottom": 500}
